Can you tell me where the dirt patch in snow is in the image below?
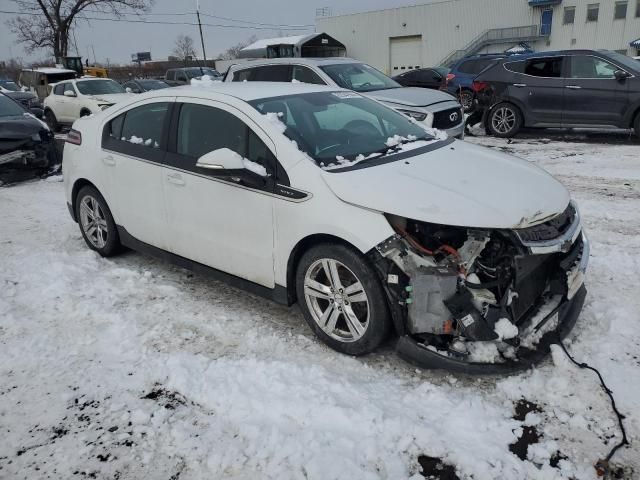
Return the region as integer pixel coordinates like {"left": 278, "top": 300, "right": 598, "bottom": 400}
{"left": 417, "top": 455, "right": 460, "bottom": 480}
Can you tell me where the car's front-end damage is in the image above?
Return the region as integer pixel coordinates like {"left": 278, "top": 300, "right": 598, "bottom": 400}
{"left": 370, "top": 202, "right": 588, "bottom": 374}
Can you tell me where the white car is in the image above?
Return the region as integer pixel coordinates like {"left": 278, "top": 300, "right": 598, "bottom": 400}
{"left": 44, "top": 78, "right": 133, "bottom": 131}
{"left": 63, "top": 82, "right": 588, "bottom": 373}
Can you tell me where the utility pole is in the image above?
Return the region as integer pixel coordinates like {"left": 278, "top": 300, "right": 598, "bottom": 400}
{"left": 196, "top": 0, "right": 207, "bottom": 65}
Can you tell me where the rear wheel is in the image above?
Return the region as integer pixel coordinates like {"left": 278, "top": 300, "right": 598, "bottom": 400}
{"left": 44, "top": 109, "right": 58, "bottom": 132}
{"left": 75, "top": 186, "right": 121, "bottom": 257}
{"left": 459, "top": 89, "right": 474, "bottom": 112}
{"left": 487, "top": 102, "right": 522, "bottom": 138}
{"left": 295, "top": 244, "right": 391, "bottom": 356}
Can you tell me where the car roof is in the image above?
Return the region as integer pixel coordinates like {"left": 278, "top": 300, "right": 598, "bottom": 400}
{"left": 22, "top": 67, "right": 77, "bottom": 74}
{"left": 151, "top": 81, "right": 344, "bottom": 101}
{"left": 228, "top": 57, "right": 362, "bottom": 71}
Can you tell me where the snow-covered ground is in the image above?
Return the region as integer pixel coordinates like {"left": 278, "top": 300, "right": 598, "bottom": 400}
{"left": 1, "top": 132, "right": 639, "bottom": 479}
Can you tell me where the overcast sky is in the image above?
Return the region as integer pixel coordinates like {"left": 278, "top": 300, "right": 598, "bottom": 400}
{"left": 0, "top": 0, "right": 415, "bottom": 64}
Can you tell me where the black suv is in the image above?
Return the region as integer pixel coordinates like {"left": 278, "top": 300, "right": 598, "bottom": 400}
{"left": 473, "top": 50, "right": 640, "bottom": 138}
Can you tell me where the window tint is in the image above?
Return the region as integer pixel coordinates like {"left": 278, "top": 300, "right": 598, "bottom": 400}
{"left": 53, "top": 83, "right": 65, "bottom": 95}
{"left": 233, "top": 69, "right": 253, "bottom": 82}
{"left": 120, "top": 102, "right": 169, "bottom": 148}
{"left": 563, "top": 6, "right": 576, "bottom": 23}
{"left": 504, "top": 60, "right": 526, "bottom": 73}
{"left": 176, "top": 103, "right": 274, "bottom": 174}
{"left": 524, "top": 57, "right": 563, "bottom": 77}
{"left": 615, "top": 1, "right": 628, "bottom": 18}
{"left": 586, "top": 3, "right": 599, "bottom": 21}
{"left": 570, "top": 56, "right": 618, "bottom": 78}
{"left": 107, "top": 113, "right": 125, "bottom": 139}
{"left": 251, "top": 65, "right": 291, "bottom": 82}
{"left": 292, "top": 65, "right": 325, "bottom": 85}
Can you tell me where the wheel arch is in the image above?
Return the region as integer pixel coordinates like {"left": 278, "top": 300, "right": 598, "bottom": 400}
{"left": 488, "top": 97, "right": 528, "bottom": 126}
{"left": 70, "top": 178, "right": 100, "bottom": 222}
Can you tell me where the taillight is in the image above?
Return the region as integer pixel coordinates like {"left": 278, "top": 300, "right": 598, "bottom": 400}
{"left": 66, "top": 129, "right": 82, "bottom": 145}
{"left": 446, "top": 73, "right": 455, "bottom": 82}
{"left": 471, "top": 81, "right": 489, "bottom": 93}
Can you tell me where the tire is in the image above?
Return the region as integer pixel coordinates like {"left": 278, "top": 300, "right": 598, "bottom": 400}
{"left": 44, "top": 109, "right": 58, "bottom": 132}
{"left": 75, "top": 186, "right": 121, "bottom": 257}
{"left": 295, "top": 243, "right": 391, "bottom": 356}
{"left": 80, "top": 109, "right": 92, "bottom": 117}
{"left": 487, "top": 102, "right": 523, "bottom": 138}
{"left": 459, "top": 89, "right": 475, "bottom": 113}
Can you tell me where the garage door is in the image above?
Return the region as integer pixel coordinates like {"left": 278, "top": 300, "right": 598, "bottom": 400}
{"left": 390, "top": 35, "right": 423, "bottom": 75}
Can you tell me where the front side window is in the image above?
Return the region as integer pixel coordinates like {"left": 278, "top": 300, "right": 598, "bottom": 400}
{"left": 176, "top": 103, "right": 274, "bottom": 176}
{"left": 76, "top": 80, "right": 125, "bottom": 95}
{"left": 53, "top": 83, "right": 66, "bottom": 95}
{"left": 615, "top": 1, "right": 628, "bottom": 19}
{"left": 292, "top": 65, "right": 325, "bottom": 85}
{"left": 570, "top": 56, "right": 618, "bottom": 78}
{"left": 250, "top": 92, "right": 437, "bottom": 168}
{"left": 563, "top": 6, "right": 576, "bottom": 24}
{"left": 524, "top": 57, "right": 563, "bottom": 77}
{"left": 119, "top": 102, "right": 169, "bottom": 148}
{"left": 319, "top": 63, "right": 400, "bottom": 92}
{"left": 587, "top": 3, "right": 599, "bottom": 21}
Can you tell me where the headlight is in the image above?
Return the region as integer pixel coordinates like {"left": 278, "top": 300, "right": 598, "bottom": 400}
{"left": 398, "top": 109, "right": 427, "bottom": 122}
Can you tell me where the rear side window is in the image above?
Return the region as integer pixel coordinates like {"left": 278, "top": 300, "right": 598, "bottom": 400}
{"left": 524, "top": 57, "right": 563, "bottom": 77}
{"left": 504, "top": 61, "right": 526, "bottom": 74}
{"left": 292, "top": 65, "right": 325, "bottom": 85}
{"left": 251, "top": 65, "right": 290, "bottom": 82}
{"left": 107, "top": 113, "right": 125, "bottom": 139}
{"left": 121, "top": 103, "right": 169, "bottom": 148}
{"left": 233, "top": 69, "right": 253, "bottom": 82}
{"left": 166, "top": 71, "right": 175, "bottom": 81}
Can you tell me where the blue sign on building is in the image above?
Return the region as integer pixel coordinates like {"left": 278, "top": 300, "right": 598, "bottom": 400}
{"left": 528, "top": 0, "right": 562, "bottom": 6}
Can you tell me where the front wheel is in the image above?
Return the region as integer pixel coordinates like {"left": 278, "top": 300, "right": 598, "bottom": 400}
{"left": 487, "top": 102, "right": 523, "bottom": 138}
{"left": 75, "top": 186, "right": 121, "bottom": 257}
{"left": 296, "top": 244, "right": 391, "bottom": 356}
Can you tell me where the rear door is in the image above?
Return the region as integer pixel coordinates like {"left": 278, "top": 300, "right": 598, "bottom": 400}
{"left": 100, "top": 98, "right": 173, "bottom": 250}
{"left": 563, "top": 54, "right": 629, "bottom": 126}
{"left": 511, "top": 56, "right": 566, "bottom": 125}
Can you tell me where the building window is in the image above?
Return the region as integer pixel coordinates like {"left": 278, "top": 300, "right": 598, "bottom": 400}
{"left": 586, "top": 3, "right": 599, "bottom": 21}
{"left": 563, "top": 6, "right": 576, "bottom": 24}
{"left": 614, "top": 1, "right": 628, "bottom": 19}
{"left": 635, "top": 0, "right": 640, "bottom": 16}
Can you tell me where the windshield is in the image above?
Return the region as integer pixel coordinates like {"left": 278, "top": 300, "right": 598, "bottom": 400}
{"left": 250, "top": 91, "right": 435, "bottom": 168}
{"left": 76, "top": 79, "right": 125, "bottom": 95}
{"left": 186, "top": 68, "right": 220, "bottom": 79}
{"left": 139, "top": 79, "right": 169, "bottom": 90}
{"left": 604, "top": 51, "right": 640, "bottom": 73}
{"left": 319, "top": 63, "right": 401, "bottom": 92}
{"left": 0, "top": 94, "right": 27, "bottom": 117}
{"left": 0, "top": 81, "right": 20, "bottom": 91}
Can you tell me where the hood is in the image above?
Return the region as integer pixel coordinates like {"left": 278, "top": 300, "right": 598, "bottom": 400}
{"left": 6, "top": 91, "right": 37, "bottom": 102}
{"left": 320, "top": 140, "right": 570, "bottom": 229}
{"left": 365, "top": 87, "right": 457, "bottom": 108}
{"left": 87, "top": 93, "right": 133, "bottom": 104}
{"left": 0, "top": 114, "right": 45, "bottom": 140}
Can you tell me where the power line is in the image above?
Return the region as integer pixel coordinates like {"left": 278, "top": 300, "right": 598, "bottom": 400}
{"left": 0, "top": 9, "right": 313, "bottom": 30}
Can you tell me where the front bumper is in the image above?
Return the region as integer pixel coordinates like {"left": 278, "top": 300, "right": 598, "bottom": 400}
{"left": 442, "top": 121, "right": 465, "bottom": 139}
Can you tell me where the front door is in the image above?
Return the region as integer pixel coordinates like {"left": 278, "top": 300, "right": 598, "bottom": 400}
{"left": 100, "top": 99, "right": 173, "bottom": 250}
{"left": 162, "top": 99, "right": 276, "bottom": 288}
{"left": 563, "top": 54, "right": 629, "bottom": 126}
{"left": 512, "top": 56, "right": 566, "bottom": 125}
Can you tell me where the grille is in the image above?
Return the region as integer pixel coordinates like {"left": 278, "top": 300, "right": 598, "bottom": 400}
{"left": 516, "top": 203, "right": 576, "bottom": 243}
{"left": 432, "top": 107, "right": 463, "bottom": 129}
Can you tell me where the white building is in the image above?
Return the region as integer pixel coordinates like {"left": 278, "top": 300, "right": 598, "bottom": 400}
{"left": 316, "top": 0, "right": 640, "bottom": 74}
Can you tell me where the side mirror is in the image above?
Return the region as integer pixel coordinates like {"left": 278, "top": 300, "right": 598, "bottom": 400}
{"left": 64, "top": 90, "right": 76, "bottom": 97}
{"left": 196, "top": 148, "right": 245, "bottom": 171}
{"left": 614, "top": 70, "right": 630, "bottom": 81}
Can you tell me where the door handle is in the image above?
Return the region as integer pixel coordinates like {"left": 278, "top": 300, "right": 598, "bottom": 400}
{"left": 513, "top": 83, "right": 527, "bottom": 87}
{"left": 565, "top": 85, "right": 582, "bottom": 89}
{"left": 102, "top": 155, "right": 116, "bottom": 166}
{"left": 166, "top": 172, "right": 185, "bottom": 186}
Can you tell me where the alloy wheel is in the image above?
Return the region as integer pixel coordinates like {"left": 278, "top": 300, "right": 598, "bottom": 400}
{"left": 491, "top": 106, "right": 517, "bottom": 134}
{"left": 79, "top": 195, "right": 108, "bottom": 249}
{"left": 460, "top": 91, "right": 474, "bottom": 111}
{"left": 303, "top": 258, "right": 370, "bottom": 343}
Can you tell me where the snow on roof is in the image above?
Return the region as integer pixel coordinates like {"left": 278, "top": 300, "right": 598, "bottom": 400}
{"left": 164, "top": 81, "right": 340, "bottom": 102}
{"left": 23, "top": 67, "right": 77, "bottom": 74}
{"left": 241, "top": 34, "right": 313, "bottom": 51}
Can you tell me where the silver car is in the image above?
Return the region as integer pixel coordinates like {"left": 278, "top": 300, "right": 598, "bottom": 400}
{"left": 224, "top": 58, "right": 465, "bottom": 138}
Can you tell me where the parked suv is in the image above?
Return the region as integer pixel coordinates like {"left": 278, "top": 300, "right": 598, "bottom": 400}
{"left": 473, "top": 50, "right": 640, "bottom": 138}
{"left": 43, "top": 78, "right": 133, "bottom": 131}
{"left": 446, "top": 54, "right": 508, "bottom": 111}
{"left": 225, "top": 58, "right": 465, "bottom": 138}
{"left": 165, "top": 67, "right": 221, "bottom": 86}
{"left": 63, "top": 83, "right": 588, "bottom": 373}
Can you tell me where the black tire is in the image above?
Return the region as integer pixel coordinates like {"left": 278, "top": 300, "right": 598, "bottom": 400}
{"left": 459, "top": 89, "right": 475, "bottom": 113}
{"left": 295, "top": 243, "right": 391, "bottom": 356}
{"left": 80, "top": 109, "right": 92, "bottom": 117}
{"left": 487, "top": 102, "right": 523, "bottom": 138}
{"left": 44, "top": 109, "right": 58, "bottom": 132}
{"left": 75, "top": 186, "right": 121, "bottom": 257}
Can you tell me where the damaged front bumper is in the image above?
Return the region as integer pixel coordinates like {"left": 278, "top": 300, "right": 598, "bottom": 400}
{"left": 373, "top": 204, "right": 589, "bottom": 374}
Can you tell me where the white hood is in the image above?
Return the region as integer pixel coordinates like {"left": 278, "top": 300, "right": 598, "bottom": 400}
{"left": 88, "top": 93, "right": 134, "bottom": 104}
{"left": 321, "top": 140, "right": 570, "bottom": 229}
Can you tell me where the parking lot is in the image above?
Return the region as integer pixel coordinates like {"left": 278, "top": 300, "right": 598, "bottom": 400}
{"left": 1, "top": 130, "right": 638, "bottom": 479}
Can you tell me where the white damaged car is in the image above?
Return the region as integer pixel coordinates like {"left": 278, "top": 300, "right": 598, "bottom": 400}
{"left": 63, "top": 83, "right": 588, "bottom": 373}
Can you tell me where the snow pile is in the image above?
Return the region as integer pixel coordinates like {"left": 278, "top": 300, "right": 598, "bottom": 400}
{"left": 494, "top": 318, "right": 519, "bottom": 340}
{"left": 263, "top": 112, "right": 287, "bottom": 133}
{"left": 128, "top": 135, "right": 144, "bottom": 145}
{"left": 189, "top": 74, "right": 220, "bottom": 87}
{"left": 242, "top": 158, "right": 267, "bottom": 177}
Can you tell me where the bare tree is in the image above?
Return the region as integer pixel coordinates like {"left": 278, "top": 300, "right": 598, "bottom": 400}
{"left": 218, "top": 35, "right": 258, "bottom": 60}
{"left": 7, "top": 0, "right": 152, "bottom": 59}
{"left": 172, "top": 34, "right": 197, "bottom": 62}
